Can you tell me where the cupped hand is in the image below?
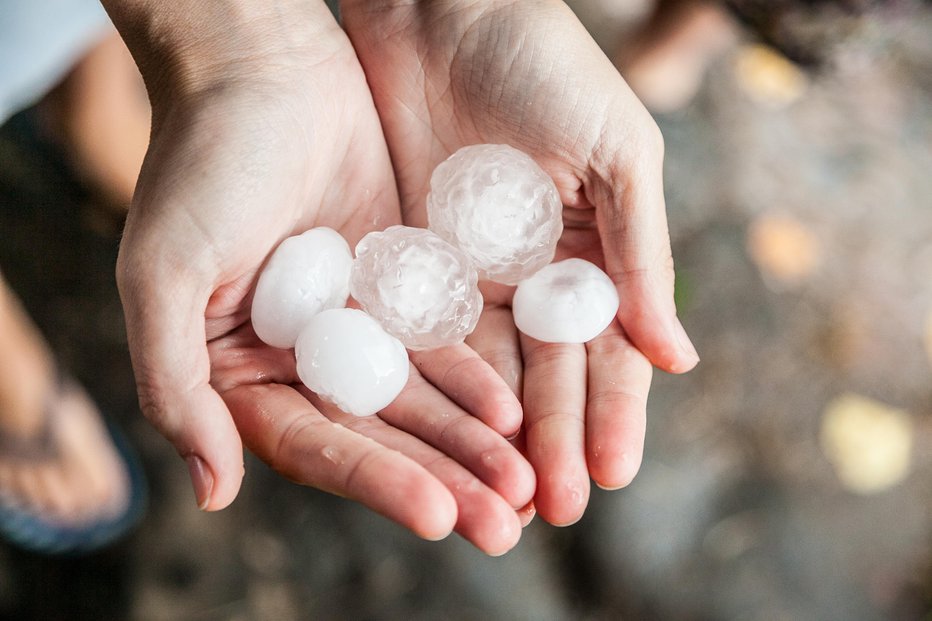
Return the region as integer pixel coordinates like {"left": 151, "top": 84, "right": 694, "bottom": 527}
{"left": 107, "top": 0, "right": 532, "bottom": 554}
{"left": 342, "top": 0, "right": 700, "bottom": 526}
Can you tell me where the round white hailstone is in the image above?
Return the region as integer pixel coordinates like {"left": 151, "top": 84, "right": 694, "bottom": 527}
{"left": 295, "top": 308, "right": 409, "bottom": 417}
{"left": 512, "top": 258, "right": 620, "bottom": 343}
{"left": 427, "top": 144, "right": 563, "bottom": 285}
{"left": 251, "top": 228, "right": 353, "bottom": 349}
{"left": 351, "top": 225, "right": 483, "bottom": 351}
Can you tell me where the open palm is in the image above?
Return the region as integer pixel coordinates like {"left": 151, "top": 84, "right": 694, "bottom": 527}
{"left": 116, "top": 10, "right": 532, "bottom": 554}
{"left": 343, "top": 0, "right": 699, "bottom": 525}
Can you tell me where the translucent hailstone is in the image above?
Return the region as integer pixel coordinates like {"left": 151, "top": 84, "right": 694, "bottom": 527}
{"left": 351, "top": 225, "right": 482, "bottom": 350}
{"left": 512, "top": 258, "right": 619, "bottom": 343}
{"left": 251, "top": 228, "right": 353, "bottom": 349}
{"left": 427, "top": 144, "right": 563, "bottom": 285}
{"left": 295, "top": 308, "right": 409, "bottom": 417}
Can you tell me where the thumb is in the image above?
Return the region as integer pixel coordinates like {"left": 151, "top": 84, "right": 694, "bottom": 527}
{"left": 592, "top": 124, "right": 699, "bottom": 374}
{"left": 117, "top": 249, "right": 244, "bottom": 511}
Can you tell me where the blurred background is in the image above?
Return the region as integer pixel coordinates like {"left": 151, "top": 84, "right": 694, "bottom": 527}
{"left": 1, "top": 0, "right": 930, "bottom": 619}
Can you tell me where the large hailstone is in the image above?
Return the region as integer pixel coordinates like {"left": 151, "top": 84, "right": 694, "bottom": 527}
{"left": 295, "top": 308, "right": 409, "bottom": 417}
{"left": 427, "top": 144, "right": 563, "bottom": 285}
{"left": 251, "top": 228, "right": 353, "bottom": 349}
{"left": 351, "top": 226, "right": 483, "bottom": 350}
{"left": 512, "top": 259, "right": 620, "bottom": 343}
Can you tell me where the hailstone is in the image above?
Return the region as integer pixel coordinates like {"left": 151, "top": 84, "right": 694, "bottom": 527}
{"left": 427, "top": 144, "right": 563, "bottom": 285}
{"left": 512, "top": 258, "right": 619, "bottom": 343}
{"left": 351, "top": 225, "right": 482, "bottom": 350}
{"left": 251, "top": 228, "right": 352, "bottom": 349}
{"left": 295, "top": 308, "right": 409, "bottom": 417}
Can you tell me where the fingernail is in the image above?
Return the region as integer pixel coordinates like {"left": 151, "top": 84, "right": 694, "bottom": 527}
{"left": 186, "top": 454, "right": 213, "bottom": 511}
{"left": 518, "top": 501, "right": 536, "bottom": 528}
{"left": 674, "top": 318, "right": 700, "bottom": 362}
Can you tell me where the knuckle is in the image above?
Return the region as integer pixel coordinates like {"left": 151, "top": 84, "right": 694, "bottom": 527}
{"left": 525, "top": 409, "right": 582, "bottom": 436}
{"left": 588, "top": 388, "right": 647, "bottom": 414}
{"left": 479, "top": 347, "right": 522, "bottom": 374}
{"left": 342, "top": 449, "right": 382, "bottom": 497}
{"left": 437, "top": 413, "right": 474, "bottom": 446}
{"left": 523, "top": 342, "right": 579, "bottom": 372}
{"left": 272, "top": 415, "right": 314, "bottom": 470}
{"left": 438, "top": 355, "right": 484, "bottom": 392}
{"left": 586, "top": 333, "right": 629, "bottom": 358}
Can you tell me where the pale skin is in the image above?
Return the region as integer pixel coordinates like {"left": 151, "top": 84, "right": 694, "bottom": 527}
{"left": 341, "top": 0, "right": 699, "bottom": 525}
{"left": 0, "top": 275, "right": 129, "bottom": 525}
{"left": 0, "top": 32, "right": 145, "bottom": 530}
{"left": 104, "top": 0, "right": 533, "bottom": 555}
{"left": 102, "top": 0, "right": 697, "bottom": 552}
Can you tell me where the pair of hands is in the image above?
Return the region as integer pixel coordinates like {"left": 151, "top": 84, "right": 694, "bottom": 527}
{"left": 104, "top": 0, "right": 698, "bottom": 555}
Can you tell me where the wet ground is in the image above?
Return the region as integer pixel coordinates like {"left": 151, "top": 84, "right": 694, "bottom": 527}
{"left": 1, "top": 4, "right": 931, "bottom": 620}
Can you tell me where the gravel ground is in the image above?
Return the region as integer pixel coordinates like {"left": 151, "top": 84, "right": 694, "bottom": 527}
{"left": 0, "top": 4, "right": 930, "bottom": 620}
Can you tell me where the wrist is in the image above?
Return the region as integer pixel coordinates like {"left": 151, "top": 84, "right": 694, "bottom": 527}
{"left": 340, "top": 0, "right": 526, "bottom": 45}
{"left": 101, "top": 0, "right": 337, "bottom": 103}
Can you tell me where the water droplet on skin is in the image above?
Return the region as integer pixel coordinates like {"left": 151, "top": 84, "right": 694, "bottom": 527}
{"left": 321, "top": 445, "right": 344, "bottom": 466}
{"left": 566, "top": 483, "right": 584, "bottom": 507}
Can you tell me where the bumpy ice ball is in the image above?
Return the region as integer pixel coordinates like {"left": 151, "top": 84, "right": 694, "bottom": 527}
{"left": 427, "top": 144, "right": 563, "bottom": 285}
{"left": 351, "top": 225, "right": 483, "bottom": 351}
{"left": 251, "top": 228, "right": 353, "bottom": 349}
{"left": 295, "top": 308, "right": 409, "bottom": 417}
{"left": 512, "top": 259, "right": 619, "bottom": 343}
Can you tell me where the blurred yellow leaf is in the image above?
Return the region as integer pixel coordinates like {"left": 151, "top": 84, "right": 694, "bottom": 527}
{"left": 747, "top": 213, "right": 820, "bottom": 285}
{"left": 734, "top": 44, "right": 808, "bottom": 108}
{"left": 820, "top": 393, "right": 913, "bottom": 494}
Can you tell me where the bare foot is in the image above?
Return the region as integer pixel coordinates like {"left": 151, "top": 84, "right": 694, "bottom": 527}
{"left": 0, "top": 278, "right": 130, "bottom": 530}
{"left": 615, "top": 0, "right": 737, "bottom": 113}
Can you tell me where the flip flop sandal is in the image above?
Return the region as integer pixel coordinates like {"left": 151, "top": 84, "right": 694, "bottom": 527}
{"left": 0, "top": 372, "right": 146, "bottom": 555}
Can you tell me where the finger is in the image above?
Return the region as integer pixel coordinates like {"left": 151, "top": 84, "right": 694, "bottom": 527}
{"left": 117, "top": 264, "right": 244, "bottom": 511}
{"left": 340, "top": 411, "right": 524, "bottom": 556}
{"left": 505, "top": 428, "right": 536, "bottom": 527}
{"left": 520, "top": 334, "right": 590, "bottom": 526}
{"left": 585, "top": 322, "right": 652, "bottom": 489}
{"left": 409, "top": 341, "right": 522, "bottom": 438}
{"left": 304, "top": 390, "right": 523, "bottom": 555}
{"left": 225, "top": 383, "right": 457, "bottom": 542}
{"left": 517, "top": 501, "right": 536, "bottom": 528}
{"left": 589, "top": 119, "right": 699, "bottom": 374}
{"left": 380, "top": 366, "right": 535, "bottom": 510}
{"left": 465, "top": 302, "right": 524, "bottom": 401}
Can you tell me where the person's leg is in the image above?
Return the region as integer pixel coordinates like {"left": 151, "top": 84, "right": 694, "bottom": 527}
{"left": 40, "top": 28, "right": 150, "bottom": 208}
{"left": 0, "top": 272, "right": 130, "bottom": 527}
